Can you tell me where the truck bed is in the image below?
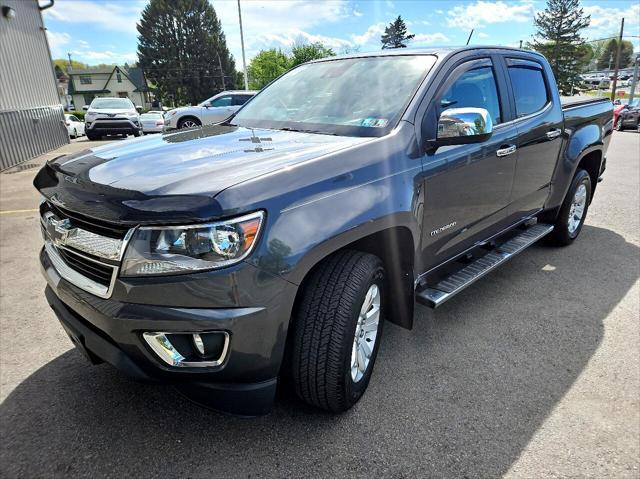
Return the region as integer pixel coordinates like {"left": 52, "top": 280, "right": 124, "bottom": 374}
{"left": 560, "top": 96, "right": 611, "bottom": 109}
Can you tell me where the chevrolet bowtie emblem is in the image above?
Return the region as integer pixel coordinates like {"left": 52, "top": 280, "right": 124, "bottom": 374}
{"left": 44, "top": 213, "right": 73, "bottom": 246}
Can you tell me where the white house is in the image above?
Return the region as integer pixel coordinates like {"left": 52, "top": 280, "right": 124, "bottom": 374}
{"left": 68, "top": 65, "right": 153, "bottom": 109}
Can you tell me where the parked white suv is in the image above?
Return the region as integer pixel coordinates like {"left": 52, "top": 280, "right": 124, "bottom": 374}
{"left": 164, "top": 90, "right": 256, "bottom": 130}
{"left": 83, "top": 97, "right": 142, "bottom": 140}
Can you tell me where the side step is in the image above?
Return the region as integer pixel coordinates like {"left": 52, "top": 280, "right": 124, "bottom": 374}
{"left": 416, "top": 223, "right": 554, "bottom": 308}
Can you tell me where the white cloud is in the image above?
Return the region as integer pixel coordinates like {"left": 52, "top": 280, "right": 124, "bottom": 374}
{"left": 351, "top": 22, "right": 386, "bottom": 46}
{"left": 43, "top": 0, "right": 146, "bottom": 34}
{"left": 253, "top": 29, "right": 353, "bottom": 51}
{"left": 71, "top": 49, "right": 138, "bottom": 63}
{"left": 583, "top": 4, "right": 640, "bottom": 35}
{"left": 46, "top": 31, "right": 71, "bottom": 56}
{"left": 447, "top": 1, "right": 534, "bottom": 30}
{"left": 215, "top": 0, "right": 355, "bottom": 60}
{"left": 477, "top": 31, "right": 490, "bottom": 39}
{"left": 412, "top": 32, "right": 450, "bottom": 45}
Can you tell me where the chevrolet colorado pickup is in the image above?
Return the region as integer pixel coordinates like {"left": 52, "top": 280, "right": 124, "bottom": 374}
{"left": 35, "top": 47, "right": 613, "bottom": 415}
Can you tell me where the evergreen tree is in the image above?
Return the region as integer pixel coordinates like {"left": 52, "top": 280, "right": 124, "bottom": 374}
{"left": 596, "top": 39, "right": 634, "bottom": 70}
{"left": 530, "top": 0, "right": 590, "bottom": 94}
{"left": 381, "top": 16, "right": 415, "bottom": 49}
{"left": 137, "top": 0, "right": 235, "bottom": 105}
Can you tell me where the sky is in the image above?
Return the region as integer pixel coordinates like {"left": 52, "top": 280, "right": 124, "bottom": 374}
{"left": 43, "top": 0, "right": 640, "bottom": 68}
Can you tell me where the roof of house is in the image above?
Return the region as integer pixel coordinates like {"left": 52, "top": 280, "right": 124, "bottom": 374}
{"left": 67, "top": 65, "right": 150, "bottom": 94}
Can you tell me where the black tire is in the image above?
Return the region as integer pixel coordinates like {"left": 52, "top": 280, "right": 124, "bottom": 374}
{"left": 178, "top": 116, "right": 201, "bottom": 129}
{"left": 86, "top": 132, "right": 100, "bottom": 141}
{"left": 549, "top": 169, "right": 592, "bottom": 246}
{"left": 291, "top": 250, "right": 385, "bottom": 412}
{"left": 615, "top": 117, "right": 624, "bottom": 131}
{"left": 133, "top": 129, "right": 141, "bottom": 137}
{"left": 72, "top": 128, "right": 77, "bottom": 139}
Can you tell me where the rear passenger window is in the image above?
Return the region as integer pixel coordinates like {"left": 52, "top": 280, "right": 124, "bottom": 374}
{"left": 440, "top": 66, "right": 502, "bottom": 125}
{"left": 234, "top": 95, "right": 251, "bottom": 106}
{"left": 508, "top": 66, "right": 548, "bottom": 117}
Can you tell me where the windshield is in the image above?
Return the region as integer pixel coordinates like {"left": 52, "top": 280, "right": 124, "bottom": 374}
{"left": 91, "top": 98, "right": 133, "bottom": 109}
{"left": 232, "top": 55, "right": 436, "bottom": 137}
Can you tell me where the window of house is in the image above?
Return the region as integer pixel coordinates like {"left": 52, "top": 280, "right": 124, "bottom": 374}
{"left": 116, "top": 72, "right": 122, "bottom": 83}
{"left": 440, "top": 65, "right": 502, "bottom": 125}
{"left": 507, "top": 65, "right": 549, "bottom": 117}
{"left": 80, "top": 75, "right": 92, "bottom": 85}
{"left": 117, "top": 92, "right": 128, "bottom": 98}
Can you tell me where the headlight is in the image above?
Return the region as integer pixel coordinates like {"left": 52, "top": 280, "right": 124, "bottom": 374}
{"left": 121, "top": 211, "right": 264, "bottom": 276}
{"left": 166, "top": 110, "right": 177, "bottom": 117}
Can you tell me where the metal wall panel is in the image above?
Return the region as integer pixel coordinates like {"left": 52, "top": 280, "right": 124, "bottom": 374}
{"left": 0, "top": 105, "right": 68, "bottom": 170}
{"left": 0, "top": 0, "right": 69, "bottom": 170}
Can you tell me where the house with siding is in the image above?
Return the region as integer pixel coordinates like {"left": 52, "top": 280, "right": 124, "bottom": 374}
{"left": 68, "top": 65, "right": 153, "bottom": 109}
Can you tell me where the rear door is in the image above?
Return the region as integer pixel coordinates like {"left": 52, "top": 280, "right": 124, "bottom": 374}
{"left": 503, "top": 57, "right": 564, "bottom": 220}
{"left": 419, "top": 56, "right": 518, "bottom": 270}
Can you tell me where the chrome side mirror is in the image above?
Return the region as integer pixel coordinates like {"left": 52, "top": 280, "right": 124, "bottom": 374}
{"left": 436, "top": 107, "right": 493, "bottom": 145}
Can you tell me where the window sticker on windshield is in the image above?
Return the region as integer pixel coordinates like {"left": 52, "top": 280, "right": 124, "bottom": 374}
{"left": 361, "top": 118, "right": 389, "bottom": 128}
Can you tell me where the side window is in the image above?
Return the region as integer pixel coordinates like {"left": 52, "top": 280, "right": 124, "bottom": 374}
{"left": 508, "top": 65, "right": 548, "bottom": 117}
{"left": 210, "top": 96, "right": 233, "bottom": 107}
{"left": 233, "top": 95, "right": 251, "bottom": 106}
{"left": 69, "top": 116, "right": 78, "bottom": 122}
{"left": 440, "top": 66, "right": 502, "bottom": 125}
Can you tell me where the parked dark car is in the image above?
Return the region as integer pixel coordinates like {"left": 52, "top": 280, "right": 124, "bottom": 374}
{"left": 35, "top": 47, "right": 612, "bottom": 415}
{"left": 616, "top": 99, "right": 640, "bottom": 131}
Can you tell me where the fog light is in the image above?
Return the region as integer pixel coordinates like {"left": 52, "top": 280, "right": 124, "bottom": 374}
{"left": 143, "top": 331, "right": 229, "bottom": 368}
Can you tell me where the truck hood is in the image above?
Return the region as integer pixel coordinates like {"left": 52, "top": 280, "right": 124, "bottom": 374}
{"left": 35, "top": 124, "right": 371, "bottom": 224}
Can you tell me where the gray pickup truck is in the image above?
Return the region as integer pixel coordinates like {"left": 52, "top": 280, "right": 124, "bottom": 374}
{"left": 35, "top": 47, "right": 613, "bottom": 415}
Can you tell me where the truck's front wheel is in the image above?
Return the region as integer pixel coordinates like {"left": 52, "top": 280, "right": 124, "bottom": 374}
{"left": 291, "top": 250, "right": 385, "bottom": 412}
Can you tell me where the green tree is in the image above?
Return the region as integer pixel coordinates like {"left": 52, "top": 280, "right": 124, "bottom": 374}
{"left": 596, "top": 39, "right": 634, "bottom": 70}
{"left": 381, "top": 16, "right": 415, "bottom": 49}
{"left": 137, "top": 0, "right": 235, "bottom": 105}
{"left": 52, "top": 58, "right": 88, "bottom": 72}
{"left": 530, "top": 0, "right": 590, "bottom": 94}
{"left": 290, "top": 42, "right": 335, "bottom": 67}
{"left": 247, "top": 49, "right": 291, "bottom": 89}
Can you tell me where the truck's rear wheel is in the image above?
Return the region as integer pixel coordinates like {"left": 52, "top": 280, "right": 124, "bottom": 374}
{"left": 291, "top": 250, "right": 385, "bottom": 412}
{"left": 550, "top": 168, "right": 591, "bottom": 246}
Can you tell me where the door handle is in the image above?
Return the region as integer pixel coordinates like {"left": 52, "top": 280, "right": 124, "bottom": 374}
{"left": 496, "top": 145, "right": 517, "bottom": 157}
{"left": 546, "top": 129, "right": 562, "bottom": 140}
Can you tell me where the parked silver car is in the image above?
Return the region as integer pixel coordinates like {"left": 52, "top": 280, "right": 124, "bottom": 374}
{"left": 139, "top": 112, "right": 165, "bottom": 134}
{"left": 163, "top": 90, "right": 256, "bottom": 130}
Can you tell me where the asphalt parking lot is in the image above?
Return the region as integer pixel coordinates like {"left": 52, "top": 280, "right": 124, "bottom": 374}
{"left": 0, "top": 132, "right": 638, "bottom": 478}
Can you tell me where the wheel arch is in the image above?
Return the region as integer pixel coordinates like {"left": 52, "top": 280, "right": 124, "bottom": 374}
{"left": 289, "top": 224, "right": 417, "bottom": 330}
{"left": 177, "top": 115, "right": 202, "bottom": 128}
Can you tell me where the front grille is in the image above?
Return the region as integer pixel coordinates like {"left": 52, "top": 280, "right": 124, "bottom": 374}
{"left": 57, "top": 247, "right": 114, "bottom": 287}
{"left": 93, "top": 121, "right": 132, "bottom": 129}
{"left": 42, "top": 202, "right": 128, "bottom": 239}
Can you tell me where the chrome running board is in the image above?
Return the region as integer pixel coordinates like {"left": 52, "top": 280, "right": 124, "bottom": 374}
{"left": 416, "top": 223, "right": 554, "bottom": 308}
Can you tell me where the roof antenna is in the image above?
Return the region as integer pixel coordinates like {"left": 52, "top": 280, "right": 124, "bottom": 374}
{"left": 466, "top": 29, "right": 474, "bottom": 45}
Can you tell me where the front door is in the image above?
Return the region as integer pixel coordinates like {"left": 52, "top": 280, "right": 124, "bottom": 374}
{"left": 420, "top": 57, "right": 518, "bottom": 271}
{"left": 201, "top": 95, "right": 235, "bottom": 125}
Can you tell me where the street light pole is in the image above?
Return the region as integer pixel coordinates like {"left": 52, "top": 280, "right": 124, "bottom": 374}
{"left": 610, "top": 17, "right": 624, "bottom": 101}
{"left": 237, "top": 0, "right": 249, "bottom": 91}
{"left": 628, "top": 54, "right": 639, "bottom": 104}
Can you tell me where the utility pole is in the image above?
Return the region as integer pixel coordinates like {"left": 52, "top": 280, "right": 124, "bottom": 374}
{"left": 519, "top": 40, "right": 523, "bottom": 49}
{"left": 67, "top": 52, "right": 72, "bottom": 70}
{"left": 466, "top": 29, "right": 474, "bottom": 45}
{"left": 237, "top": 0, "right": 249, "bottom": 90}
{"left": 629, "top": 54, "right": 639, "bottom": 104}
{"left": 610, "top": 17, "right": 624, "bottom": 101}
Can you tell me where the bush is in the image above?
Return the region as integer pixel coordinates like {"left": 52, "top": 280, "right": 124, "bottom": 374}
{"left": 69, "top": 111, "right": 85, "bottom": 120}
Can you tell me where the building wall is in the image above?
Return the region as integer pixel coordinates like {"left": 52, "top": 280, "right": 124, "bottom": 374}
{"left": 0, "top": 0, "right": 68, "bottom": 170}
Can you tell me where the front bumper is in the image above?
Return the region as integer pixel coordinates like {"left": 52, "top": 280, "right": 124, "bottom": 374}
{"left": 86, "top": 118, "right": 140, "bottom": 135}
{"left": 40, "top": 246, "right": 298, "bottom": 415}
